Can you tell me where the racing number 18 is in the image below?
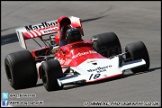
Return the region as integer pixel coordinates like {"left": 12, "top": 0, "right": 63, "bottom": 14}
{"left": 89, "top": 74, "right": 100, "bottom": 80}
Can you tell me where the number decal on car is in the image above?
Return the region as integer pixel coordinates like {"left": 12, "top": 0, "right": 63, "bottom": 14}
{"left": 89, "top": 74, "right": 101, "bottom": 80}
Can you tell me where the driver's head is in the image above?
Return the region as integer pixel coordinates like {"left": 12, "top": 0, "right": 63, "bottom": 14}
{"left": 66, "top": 28, "right": 82, "bottom": 43}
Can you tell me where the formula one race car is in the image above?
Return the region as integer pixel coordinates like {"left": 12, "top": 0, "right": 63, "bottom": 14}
{"left": 4, "top": 16, "right": 150, "bottom": 91}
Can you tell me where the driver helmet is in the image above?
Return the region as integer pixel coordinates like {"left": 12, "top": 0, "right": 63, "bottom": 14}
{"left": 66, "top": 28, "right": 82, "bottom": 43}
{"left": 58, "top": 16, "right": 71, "bottom": 30}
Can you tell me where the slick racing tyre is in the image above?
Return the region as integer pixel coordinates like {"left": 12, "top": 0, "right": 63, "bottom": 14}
{"left": 41, "top": 59, "right": 63, "bottom": 91}
{"left": 92, "top": 32, "right": 122, "bottom": 58}
{"left": 4, "top": 50, "right": 38, "bottom": 89}
{"left": 125, "top": 41, "right": 150, "bottom": 73}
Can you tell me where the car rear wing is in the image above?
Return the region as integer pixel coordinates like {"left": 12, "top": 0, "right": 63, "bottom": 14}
{"left": 15, "top": 16, "right": 84, "bottom": 49}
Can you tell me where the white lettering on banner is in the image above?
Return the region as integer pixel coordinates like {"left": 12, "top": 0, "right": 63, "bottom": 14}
{"left": 72, "top": 50, "right": 97, "bottom": 59}
{"left": 40, "top": 27, "right": 58, "bottom": 34}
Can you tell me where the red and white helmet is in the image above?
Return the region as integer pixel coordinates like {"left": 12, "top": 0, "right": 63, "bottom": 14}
{"left": 58, "top": 16, "right": 71, "bottom": 30}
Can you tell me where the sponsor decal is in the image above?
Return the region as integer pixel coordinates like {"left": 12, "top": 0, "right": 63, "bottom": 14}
{"left": 40, "top": 27, "right": 58, "bottom": 34}
{"left": 25, "top": 21, "right": 57, "bottom": 31}
{"left": 72, "top": 50, "right": 97, "bottom": 59}
{"left": 87, "top": 65, "right": 112, "bottom": 73}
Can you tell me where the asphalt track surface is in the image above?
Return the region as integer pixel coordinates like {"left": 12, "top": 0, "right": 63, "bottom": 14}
{"left": 1, "top": 1, "right": 161, "bottom": 107}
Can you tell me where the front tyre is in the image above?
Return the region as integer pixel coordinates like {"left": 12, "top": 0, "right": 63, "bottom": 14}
{"left": 4, "top": 50, "right": 38, "bottom": 89}
{"left": 41, "top": 59, "right": 63, "bottom": 91}
{"left": 92, "top": 32, "right": 122, "bottom": 58}
{"left": 125, "top": 41, "right": 150, "bottom": 73}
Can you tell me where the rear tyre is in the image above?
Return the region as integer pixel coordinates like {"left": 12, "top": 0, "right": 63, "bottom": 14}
{"left": 4, "top": 50, "right": 38, "bottom": 89}
{"left": 41, "top": 59, "right": 63, "bottom": 91}
{"left": 125, "top": 41, "right": 150, "bottom": 73}
{"left": 92, "top": 32, "right": 122, "bottom": 58}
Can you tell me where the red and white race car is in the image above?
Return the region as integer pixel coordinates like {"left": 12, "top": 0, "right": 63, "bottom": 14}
{"left": 4, "top": 16, "right": 150, "bottom": 91}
